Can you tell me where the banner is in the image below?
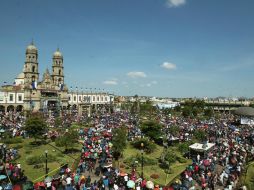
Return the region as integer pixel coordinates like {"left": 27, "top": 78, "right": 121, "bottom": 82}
{"left": 241, "top": 117, "right": 254, "bottom": 125}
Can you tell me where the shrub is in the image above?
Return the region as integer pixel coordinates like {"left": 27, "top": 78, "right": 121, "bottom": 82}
{"left": 150, "top": 173, "right": 160, "bottom": 179}
{"left": 25, "top": 150, "right": 32, "bottom": 154}
{"left": 3, "top": 137, "right": 23, "bottom": 144}
{"left": 26, "top": 154, "right": 58, "bottom": 165}
{"left": 12, "top": 144, "right": 23, "bottom": 149}
{"left": 177, "top": 156, "right": 187, "bottom": 163}
{"left": 131, "top": 138, "right": 156, "bottom": 154}
{"left": 178, "top": 142, "right": 190, "bottom": 155}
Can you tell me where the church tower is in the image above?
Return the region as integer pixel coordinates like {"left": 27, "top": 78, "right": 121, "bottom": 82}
{"left": 23, "top": 41, "right": 39, "bottom": 86}
{"left": 51, "top": 48, "right": 64, "bottom": 86}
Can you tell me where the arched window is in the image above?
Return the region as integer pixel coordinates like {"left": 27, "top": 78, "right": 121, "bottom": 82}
{"left": 93, "top": 96, "right": 95, "bottom": 101}
{"left": 32, "top": 66, "right": 35, "bottom": 73}
{"left": 59, "top": 69, "right": 61, "bottom": 75}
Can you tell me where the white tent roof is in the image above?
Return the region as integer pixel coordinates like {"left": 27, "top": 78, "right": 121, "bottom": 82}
{"left": 189, "top": 142, "right": 215, "bottom": 152}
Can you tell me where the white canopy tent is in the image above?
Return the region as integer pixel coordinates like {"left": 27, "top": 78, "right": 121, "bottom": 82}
{"left": 189, "top": 142, "right": 215, "bottom": 152}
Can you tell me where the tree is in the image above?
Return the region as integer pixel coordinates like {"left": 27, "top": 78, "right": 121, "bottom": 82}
{"left": 168, "top": 125, "right": 180, "bottom": 137}
{"left": 174, "top": 106, "right": 181, "bottom": 112}
{"left": 24, "top": 114, "right": 48, "bottom": 142}
{"left": 182, "top": 106, "right": 192, "bottom": 118}
{"left": 54, "top": 117, "right": 62, "bottom": 127}
{"left": 112, "top": 127, "right": 127, "bottom": 160}
{"left": 193, "top": 129, "right": 207, "bottom": 142}
{"left": 55, "top": 129, "right": 79, "bottom": 152}
{"left": 131, "top": 138, "right": 156, "bottom": 153}
{"left": 178, "top": 142, "right": 190, "bottom": 155}
{"left": 204, "top": 108, "right": 213, "bottom": 118}
{"left": 159, "top": 149, "right": 177, "bottom": 174}
{"left": 140, "top": 120, "right": 162, "bottom": 141}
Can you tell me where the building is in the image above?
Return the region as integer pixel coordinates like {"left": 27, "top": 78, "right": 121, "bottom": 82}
{"left": 0, "top": 42, "right": 69, "bottom": 115}
{"left": 68, "top": 89, "right": 114, "bottom": 116}
{"left": 0, "top": 42, "right": 115, "bottom": 116}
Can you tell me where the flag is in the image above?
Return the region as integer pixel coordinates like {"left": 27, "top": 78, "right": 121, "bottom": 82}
{"left": 31, "top": 81, "right": 37, "bottom": 89}
{"left": 59, "top": 83, "right": 64, "bottom": 91}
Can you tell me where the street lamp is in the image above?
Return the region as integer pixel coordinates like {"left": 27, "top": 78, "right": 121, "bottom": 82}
{"left": 45, "top": 150, "right": 48, "bottom": 177}
{"left": 141, "top": 142, "right": 144, "bottom": 179}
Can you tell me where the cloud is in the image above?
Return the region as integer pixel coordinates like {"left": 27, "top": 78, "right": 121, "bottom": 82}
{"left": 103, "top": 80, "right": 118, "bottom": 85}
{"left": 127, "top": 71, "right": 147, "bottom": 78}
{"left": 166, "top": 0, "right": 186, "bottom": 8}
{"left": 151, "top": 81, "right": 157, "bottom": 84}
{"left": 161, "top": 62, "right": 177, "bottom": 70}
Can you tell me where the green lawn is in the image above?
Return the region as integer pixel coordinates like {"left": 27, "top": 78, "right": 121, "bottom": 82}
{"left": 7, "top": 138, "right": 82, "bottom": 182}
{"left": 119, "top": 143, "right": 191, "bottom": 186}
{"left": 243, "top": 161, "right": 254, "bottom": 189}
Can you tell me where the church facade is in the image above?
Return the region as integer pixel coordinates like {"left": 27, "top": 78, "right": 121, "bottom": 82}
{"left": 0, "top": 42, "right": 69, "bottom": 114}
{"left": 0, "top": 42, "right": 114, "bottom": 116}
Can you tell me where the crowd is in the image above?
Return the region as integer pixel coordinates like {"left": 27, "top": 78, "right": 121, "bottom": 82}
{"left": 0, "top": 109, "right": 254, "bottom": 189}
{"left": 162, "top": 114, "right": 254, "bottom": 190}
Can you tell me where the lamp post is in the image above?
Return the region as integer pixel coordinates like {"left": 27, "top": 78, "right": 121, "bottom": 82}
{"left": 45, "top": 150, "right": 48, "bottom": 177}
{"left": 141, "top": 142, "right": 144, "bottom": 179}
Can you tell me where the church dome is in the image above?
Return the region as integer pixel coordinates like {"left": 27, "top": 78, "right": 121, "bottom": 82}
{"left": 26, "top": 42, "right": 38, "bottom": 53}
{"left": 53, "top": 48, "right": 63, "bottom": 58}
{"left": 16, "top": 72, "right": 24, "bottom": 79}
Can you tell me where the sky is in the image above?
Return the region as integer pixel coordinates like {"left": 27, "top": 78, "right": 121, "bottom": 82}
{"left": 0, "top": 0, "right": 254, "bottom": 98}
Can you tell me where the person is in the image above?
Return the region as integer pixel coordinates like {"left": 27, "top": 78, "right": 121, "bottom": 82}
{"left": 197, "top": 154, "right": 200, "bottom": 164}
{"left": 66, "top": 175, "right": 72, "bottom": 186}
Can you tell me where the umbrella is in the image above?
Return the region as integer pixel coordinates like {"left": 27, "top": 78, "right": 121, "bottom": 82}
{"left": 34, "top": 182, "right": 45, "bottom": 189}
{"left": 203, "top": 160, "right": 210, "bottom": 166}
{"left": 171, "top": 184, "right": 180, "bottom": 189}
{"left": 182, "top": 180, "right": 190, "bottom": 188}
{"left": 0, "top": 174, "right": 7, "bottom": 180}
{"left": 53, "top": 174, "right": 61, "bottom": 180}
{"left": 146, "top": 181, "right": 154, "bottom": 189}
{"left": 5, "top": 183, "right": 12, "bottom": 190}
{"left": 225, "top": 168, "right": 230, "bottom": 174}
{"left": 44, "top": 176, "right": 53, "bottom": 183}
{"left": 13, "top": 185, "right": 22, "bottom": 190}
{"left": 22, "top": 181, "right": 34, "bottom": 190}
{"left": 127, "top": 180, "right": 135, "bottom": 188}
{"left": 0, "top": 129, "right": 5, "bottom": 133}
{"left": 179, "top": 185, "right": 188, "bottom": 190}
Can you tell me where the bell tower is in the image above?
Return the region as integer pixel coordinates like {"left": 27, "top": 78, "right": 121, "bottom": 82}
{"left": 51, "top": 48, "right": 64, "bottom": 86}
{"left": 23, "top": 41, "right": 39, "bottom": 86}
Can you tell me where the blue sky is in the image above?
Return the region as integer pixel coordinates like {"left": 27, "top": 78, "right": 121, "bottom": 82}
{"left": 0, "top": 0, "right": 254, "bottom": 98}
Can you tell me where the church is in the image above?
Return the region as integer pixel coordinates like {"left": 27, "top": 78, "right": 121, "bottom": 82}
{"left": 0, "top": 42, "right": 69, "bottom": 114}
{"left": 0, "top": 42, "right": 114, "bottom": 116}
